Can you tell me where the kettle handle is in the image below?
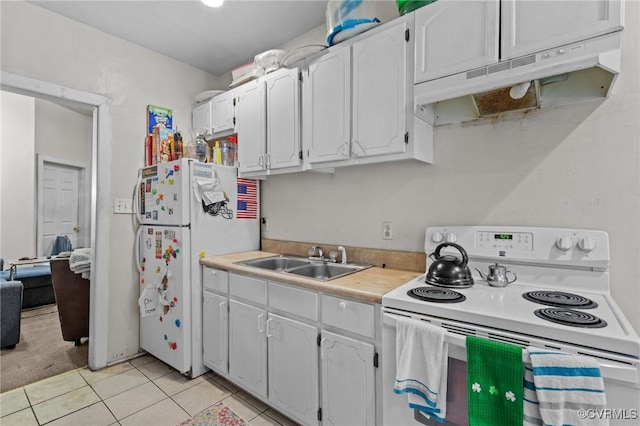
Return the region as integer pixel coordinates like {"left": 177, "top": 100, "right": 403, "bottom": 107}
{"left": 433, "top": 243, "right": 469, "bottom": 268}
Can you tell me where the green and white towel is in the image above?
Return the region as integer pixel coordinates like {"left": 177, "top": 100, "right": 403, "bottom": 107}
{"left": 467, "top": 336, "right": 523, "bottom": 426}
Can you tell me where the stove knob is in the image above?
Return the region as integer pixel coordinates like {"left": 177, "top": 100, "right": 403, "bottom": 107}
{"left": 445, "top": 232, "right": 458, "bottom": 243}
{"left": 578, "top": 237, "right": 597, "bottom": 253}
{"left": 431, "top": 232, "right": 444, "bottom": 243}
{"left": 555, "top": 236, "right": 574, "bottom": 251}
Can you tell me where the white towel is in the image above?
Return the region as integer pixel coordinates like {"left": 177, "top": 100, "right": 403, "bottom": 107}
{"left": 69, "top": 248, "right": 91, "bottom": 279}
{"left": 527, "top": 347, "right": 608, "bottom": 426}
{"left": 393, "top": 316, "right": 449, "bottom": 423}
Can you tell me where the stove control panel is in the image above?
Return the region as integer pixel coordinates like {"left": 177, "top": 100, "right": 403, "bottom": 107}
{"left": 476, "top": 231, "right": 533, "bottom": 251}
{"left": 425, "top": 226, "right": 610, "bottom": 270}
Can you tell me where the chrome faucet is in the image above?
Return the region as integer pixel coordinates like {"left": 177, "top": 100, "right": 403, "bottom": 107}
{"left": 338, "top": 246, "right": 347, "bottom": 264}
{"left": 308, "top": 245, "right": 324, "bottom": 260}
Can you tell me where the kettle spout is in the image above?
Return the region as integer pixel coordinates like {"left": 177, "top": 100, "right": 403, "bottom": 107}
{"left": 475, "top": 267, "right": 487, "bottom": 280}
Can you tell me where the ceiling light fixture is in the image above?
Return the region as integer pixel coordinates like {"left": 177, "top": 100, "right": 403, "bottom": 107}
{"left": 509, "top": 81, "right": 531, "bottom": 99}
{"left": 201, "top": 0, "right": 224, "bottom": 8}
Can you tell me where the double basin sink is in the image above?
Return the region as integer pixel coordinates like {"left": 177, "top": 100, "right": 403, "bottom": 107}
{"left": 236, "top": 255, "right": 371, "bottom": 281}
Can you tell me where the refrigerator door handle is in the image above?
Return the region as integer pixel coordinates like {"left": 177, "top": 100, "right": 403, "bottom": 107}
{"left": 134, "top": 170, "right": 143, "bottom": 224}
{"left": 134, "top": 226, "right": 143, "bottom": 273}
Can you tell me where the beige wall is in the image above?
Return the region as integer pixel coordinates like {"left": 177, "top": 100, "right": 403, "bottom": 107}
{"left": 0, "top": 93, "right": 93, "bottom": 259}
{"left": 0, "top": 91, "right": 36, "bottom": 260}
{"left": 1, "top": 1, "right": 222, "bottom": 363}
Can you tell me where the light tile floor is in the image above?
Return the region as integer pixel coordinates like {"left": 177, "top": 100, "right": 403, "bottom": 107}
{"left": 0, "top": 355, "right": 299, "bottom": 426}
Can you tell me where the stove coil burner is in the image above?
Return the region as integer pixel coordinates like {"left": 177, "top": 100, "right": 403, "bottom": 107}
{"left": 407, "top": 287, "right": 466, "bottom": 304}
{"left": 534, "top": 308, "right": 607, "bottom": 328}
{"left": 523, "top": 291, "right": 598, "bottom": 309}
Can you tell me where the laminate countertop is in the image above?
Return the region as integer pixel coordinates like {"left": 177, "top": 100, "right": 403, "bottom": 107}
{"left": 200, "top": 251, "right": 422, "bottom": 304}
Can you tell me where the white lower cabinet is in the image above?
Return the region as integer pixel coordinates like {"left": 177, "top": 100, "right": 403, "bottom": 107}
{"left": 228, "top": 298, "right": 268, "bottom": 398}
{"left": 267, "top": 313, "right": 319, "bottom": 425}
{"left": 202, "top": 270, "right": 378, "bottom": 425}
{"left": 203, "top": 291, "right": 228, "bottom": 374}
{"left": 321, "top": 330, "right": 375, "bottom": 426}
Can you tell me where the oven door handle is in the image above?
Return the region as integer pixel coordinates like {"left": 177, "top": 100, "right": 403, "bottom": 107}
{"left": 383, "top": 312, "right": 638, "bottom": 384}
{"left": 382, "top": 313, "right": 467, "bottom": 347}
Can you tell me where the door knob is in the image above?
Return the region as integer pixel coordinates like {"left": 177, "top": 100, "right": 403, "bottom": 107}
{"left": 73, "top": 226, "right": 80, "bottom": 232}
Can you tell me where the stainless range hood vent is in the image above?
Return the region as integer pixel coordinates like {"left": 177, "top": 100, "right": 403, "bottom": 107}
{"left": 415, "top": 32, "right": 621, "bottom": 125}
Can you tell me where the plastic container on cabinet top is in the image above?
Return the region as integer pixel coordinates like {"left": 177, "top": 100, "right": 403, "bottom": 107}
{"left": 326, "top": 0, "right": 386, "bottom": 46}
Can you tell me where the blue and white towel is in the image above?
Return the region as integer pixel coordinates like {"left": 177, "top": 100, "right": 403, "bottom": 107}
{"left": 525, "top": 347, "right": 608, "bottom": 426}
{"left": 393, "top": 316, "right": 449, "bottom": 423}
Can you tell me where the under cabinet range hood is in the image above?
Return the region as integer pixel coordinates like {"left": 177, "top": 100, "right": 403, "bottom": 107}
{"left": 415, "top": 32, "right": 622, "bottom": 126}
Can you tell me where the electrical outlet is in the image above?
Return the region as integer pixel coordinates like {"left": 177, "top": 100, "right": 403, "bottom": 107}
{"left": 383, "top": 222, "right": 393, "bottom": 240}
{"left": 261, "top": 217, "right": 268, "bottom": 232}
{"left": 114, "top": 198, "right": 133, "bottom": 214}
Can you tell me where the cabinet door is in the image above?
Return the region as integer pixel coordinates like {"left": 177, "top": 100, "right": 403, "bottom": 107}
{"left": 212, "top": 91, "right": 235, "bottom": 133}
{"left": 501, "top": 0, "right": 624, "bottom": 60}
{"left": 304, "top": 46, "right": 352, "bottom": 164}
{"left": 228, "top": 299, "right": 267, "bottom": 398}
{"left": 321, "top": 331, "right": 375, "bottom": 426}
{"left": 236, "top": 81, "right": 266, "bottom": 173}
{"left": 264, "top": 68, "right": 302, "bottom": 170}
{"left": 352, "top": 20, "right": 408, "bottom": 158}
{"left": 192, "top": 100, "right": 213, "bottom": 134}
{"left": 267, "top": 313, "right": 319, "bottom": 425}
{"left": 414, "top": 0, "right": 499, "bottom": 83}
{"left": 203, "top": 291, "right": 228, "bottom": 374}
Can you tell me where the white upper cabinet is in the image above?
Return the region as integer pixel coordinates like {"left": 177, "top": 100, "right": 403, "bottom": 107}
{"left": 192, "top": 99, "right": 213, "bottom": 134}
{"left": 352, "top": 18, "right": 411, "bottom": 159}
{"left": 236, "top": 80, "right": 266, "bottom": 174}
{"left": 501, "top": 0, "right": 624, "bottom": 60}
{"left": 211, "top": 90, "right": 235, "bottom": 134}
{"left": 264, "top": 67, "right": 302, "bottom": 171}
{"left": 236, "top": 67, "right": 302, "bottom": 176}
{"left": 303, "top": 15, "right": 432, "bottom": 169}
{"left": 414, "top": 0, "right": 499, "bottom": 83}
{"left": 304, "top": 45, "right": 351, "bottom": 165}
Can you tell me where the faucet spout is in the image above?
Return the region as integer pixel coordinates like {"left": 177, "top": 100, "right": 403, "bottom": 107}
{"left": 338, "top": 246, "right": 347, "bottom": 264}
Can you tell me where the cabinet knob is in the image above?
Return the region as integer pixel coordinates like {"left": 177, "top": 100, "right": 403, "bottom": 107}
{"left": 339, "top": 301, "right": 347, "bottom": 309}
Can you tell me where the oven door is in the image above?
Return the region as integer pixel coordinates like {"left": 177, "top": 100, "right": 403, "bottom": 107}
{"left": 382, "top": 311, "right": 469, "bottom": 426}
{"left": 382, "top": 309, "right": 640, "bottom": 426}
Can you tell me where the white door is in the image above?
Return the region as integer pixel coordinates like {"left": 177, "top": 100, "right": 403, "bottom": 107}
{"left": 40, "top": 161, "right": 81, "bottom": 255}
{"left": 352, "top": 20, "right": 409, "bottom": 158}
{"left": 203, "top": 291, "right": 228, "bottom": 374}
{"left": 264, "top": 67, "right": 301, "bottom": 170}
{"left": 228, "top": 299, "right": 267, "bottom": 398}
{"left": 304, "top": 46, "right": 352, "bottom": 164}
{"left": 321, "top": 330, "right": 375, "bottom": 426}
{"left": 267, "top": 313, "right": 319, "bottom": 425}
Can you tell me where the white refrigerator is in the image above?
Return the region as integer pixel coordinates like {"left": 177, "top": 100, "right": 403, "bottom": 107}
{"left": 135, "top": 158, "right": 259, "bottom": 377}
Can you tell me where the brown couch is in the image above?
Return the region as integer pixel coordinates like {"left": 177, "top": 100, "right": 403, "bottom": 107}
{"left": 50, "top": 258, "right": 90, "bottom": 345}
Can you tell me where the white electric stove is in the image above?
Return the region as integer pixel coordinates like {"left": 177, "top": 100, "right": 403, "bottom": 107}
{"left": 382, "top": 226, "right": 640, "bottom": 425}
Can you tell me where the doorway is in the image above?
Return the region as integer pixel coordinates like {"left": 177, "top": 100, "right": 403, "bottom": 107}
{"left": 1, "top": 70, "right": 111, "bottom": 379}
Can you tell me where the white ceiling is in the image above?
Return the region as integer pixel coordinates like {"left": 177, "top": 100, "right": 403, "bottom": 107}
{"left": 30, "top": 0, "right": 328, "bottom": 77}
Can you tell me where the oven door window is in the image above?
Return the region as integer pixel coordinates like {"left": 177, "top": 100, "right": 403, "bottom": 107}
{"left": 414, "top": 358, "right": 468, "bottom": 426}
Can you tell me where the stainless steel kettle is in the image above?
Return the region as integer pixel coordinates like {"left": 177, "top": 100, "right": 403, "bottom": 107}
{"left": 425, "top": 243, "right": 475, "bottom": 288}
{"left": 476, "top": 263, "right": 517, "bottom": 287}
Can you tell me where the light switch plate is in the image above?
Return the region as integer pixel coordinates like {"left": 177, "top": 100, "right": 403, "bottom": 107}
{"left": 114, "top": 198, "right": 133, "bottom": 214}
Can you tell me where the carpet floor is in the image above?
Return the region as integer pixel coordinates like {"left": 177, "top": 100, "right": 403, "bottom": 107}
{"left": 0, "top": 304, "right": 88, "bottom": 393}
